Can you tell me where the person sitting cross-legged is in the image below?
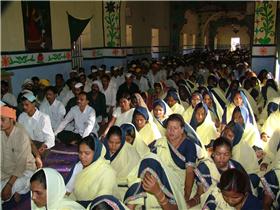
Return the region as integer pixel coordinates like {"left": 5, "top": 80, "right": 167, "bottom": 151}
{"left": 54, "top": 92, "right": 99, "bottom": 145}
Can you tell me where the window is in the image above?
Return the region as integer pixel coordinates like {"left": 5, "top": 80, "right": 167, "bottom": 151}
{"left": 214, "top": 36, "right": 218, "bottom": 50}
{"left": 151, "top": 28, "right": 159, "bottom": 58}
{"left": 275, "top": 51, "right": 279, "bottom": 82}
{"left": 126, "top": 25, "right": 133, "bottom": 46}
{"left": 183, "top": 33, "right": 188, "bottom": 49}
{"left": 192, "top": 34, "right": 196, "bottom": 49}
{"left": 231, "top": 37, "right": 240, "bottom": 51}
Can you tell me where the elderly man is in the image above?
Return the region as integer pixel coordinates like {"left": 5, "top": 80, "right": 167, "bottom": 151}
{"left": 18, "top": 93, "right": 55, "bottom": 157}
{"left": 1, "top": 106, "right": 36, "bottom": 202}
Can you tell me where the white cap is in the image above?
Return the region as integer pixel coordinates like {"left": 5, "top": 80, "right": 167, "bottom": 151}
{"left": 23, "top": 78, "right": 34, "bottom": 86}
{"left": 222, "top": 64, "right": 227, "bottom": 68}
{"left": 125, "top": 73, "right": 132, "bottom": 78}
{"left": 98, "top": 67, "right": 103, "bottom": 71}
{"left": 79, "top": 72, "right": 85, "bottom": 76}
{"left": 113, "top": 66, "right": 119, "bottom": 71}
{"left": 74, "top": 82, "right": 83, "bottom": 89}
{"left": 91, "top": 69, "right": 98, "bottom": 73}
{"left": 70, "top": 69, "right": 78, "bottom": 73}
{"left": 105, "top": 70, "right": 110, "bottom": 74}
{"left": 132, "top": 64, "right": 136, "bottom": 68}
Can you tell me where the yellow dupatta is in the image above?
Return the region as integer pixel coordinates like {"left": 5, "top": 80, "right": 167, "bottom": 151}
{"left": 211, "top": 93, "right": 224, "bottom": 122}
{"left": 194, "top": 158, "right": 221, "bottom": 192}
{"left": 125, "top": 153, "right": 187, "bottom": 210}
{"left": 138, "top": 122, "right": 161, "bottom": 145}
{"left": 121, "top": 123, "right": 150, "bottom": 158}
{"left": 171, "top": 102, "right": 185, "bottom": 115}
{"left": 243, "top": 124, "right": 264, "bottom": 149}
{"left": 231, "top": 140, "right": 260, "bottom": 175}
{"left": 70, "top": 145, "right": 117, "bottom": 201}
{"left": 111, "top": 142, "right": 140, "bottom": 200}
{"left": 261, "top": 111, "right": 280, "bottom": 137}
{"left": 200, "top": 184, "right": 235, "bottom": 210}
{"left": 183, "top": 106, "right": 194, "bottom": 123}
{"left": 196, "top": 119, "right": 219, "bottom": 146}
{"left": 31, "top": 168, "right": 85, "bottom": 210}
{"left": 153, "top": 118, "right": 167, "bottom": 137}
{"left": 211, "top": 87, "right": 228, "bottom": 107}
{"left": 152, "top": 99, "right": 173, "bottom": 137}
{"left": 155, "top": 137, "right": 186, "bottom": 193}
{"left": 263, "top": 129, "right": 280, "bottom": 170}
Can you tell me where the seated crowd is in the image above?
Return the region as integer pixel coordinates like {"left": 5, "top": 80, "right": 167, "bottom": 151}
{"left": 1, "top": 48, "right": 280, "bottom": 210}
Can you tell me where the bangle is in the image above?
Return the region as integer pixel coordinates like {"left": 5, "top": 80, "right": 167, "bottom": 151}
{"left": 156, "top": 191, "right": 165, "bottom": 203}
{"left": 160, "top": 199, "right": 168, "bottom": 206}
{"left": 193, "top": 196, "right": 200, "bottom": 205}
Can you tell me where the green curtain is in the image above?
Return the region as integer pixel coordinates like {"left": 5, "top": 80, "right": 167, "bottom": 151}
{"left": 67, "top": 12, "right": 92, "bottom": 43}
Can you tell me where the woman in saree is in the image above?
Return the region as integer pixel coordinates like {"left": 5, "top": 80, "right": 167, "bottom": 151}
{"left": 261, "top": 152, "right": 280, "bottom": 210}
{"left": 202, "top": 90, "right": 223, "bottom": 129}
{"left": 30, "top": 168, "right": 84, "bottom": 210}
{"left": 178, "top": 84, "right": 192, "bottom": 109}
{"left": 65, "top": 135, "right": 117, "bottom": 207}
{"left": 183, "top": 91, "right": 203, "bottom": 123}
{"left": 231, "top": 106, "right": 263, "bottom": 149}
{"left": 260, "top": 128, "right": 280, "bottom": 172}
{"left": 221, "top": 121, "right": 260, "bottom": 195}
{"left": 222, "top": 90, "right": 257, "bottom": 129}
{"left": 123, "top": 153, "right": 187, "bottom": 210}
{"left": 202, "top": 169, "right": 262, "bottom": 210}
{"left": 261, "top": 102, "right": 280, "bottom": 138}
{"left": 190, "top": 102, "right": 219, "bottom": 147}
{"left": 120, "top": 123, "right": 150, "bottom": 158}
{"left": 258, "top": 97, "right": 280, "bottom": 127}
{"left": 102, "top": 92, "right": 135, "bottom": 138}
{"left": 103, "top": 126, "right": 140, "bottom": 200}
{"left": 153, "top": 82, "right": 166, "bottom": 101}
{"left": 131, "top": 93, "right": 153, "bottom": 123}
{"left": 86, "top": 195, "right": 129, "bottom": 210}
{"left": 188, "top": 137, "right": 248, "bottom": 208}
{"left": 260, "top": 78, "right": 280, "bottom": 109}
{"left": 152, "top": 99, "right": 173, "bottom": 137}
{"left": 132, "top": 106, "right": 161, "bottom": 146}
{"left": 164, "top": 89, "right": 185, "bottom": 115}
{"left": 150, "top": 114, "right": 207, "bottom": 204}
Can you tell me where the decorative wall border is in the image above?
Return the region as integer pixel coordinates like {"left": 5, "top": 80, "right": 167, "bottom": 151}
{"left": 1, "top": 46, "right": 170, "bottom": 70}
{"left": 252, "top": 45, "right": 276, "bottom": 56}
{"left": 1, "top": 50, "right": 72, "bottom": 69}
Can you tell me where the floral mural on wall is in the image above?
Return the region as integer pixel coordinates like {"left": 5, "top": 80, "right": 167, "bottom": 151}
{"left": 254, "top": 1, "right": 277, "bottom": 45}
{"left": 1, "top": 51, "right": 72, "bottom": 69}
{"left": 103, "top": 1, "right": 121, "bottom": 47}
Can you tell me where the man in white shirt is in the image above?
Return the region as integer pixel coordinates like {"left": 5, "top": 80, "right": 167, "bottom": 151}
{"left": 134, "top": 67, "right": 150, "bottom": 92}
{"left": 54, "top": 92, "right": 99, "bottom": 145}
{"left": 39, "top": 86, "right": 66, "bottom": 131}
{"left": 18, "top": 93, "right": 55, "bottom": 157}
{"left": 101, "top": 74, "right": 117, "bottom": 117}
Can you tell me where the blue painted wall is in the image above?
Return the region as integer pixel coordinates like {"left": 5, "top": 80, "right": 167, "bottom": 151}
{"left": 251, "top": 57, "right": 276, "bottom": 75}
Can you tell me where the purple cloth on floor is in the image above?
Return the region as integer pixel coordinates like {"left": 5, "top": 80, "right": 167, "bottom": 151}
{"left": 43, "top": 141, "right": 79, "bottom": 179}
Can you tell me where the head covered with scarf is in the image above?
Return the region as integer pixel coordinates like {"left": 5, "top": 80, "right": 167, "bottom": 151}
{"left": 103, "top": 126, "right": 126, "bottom": 162}
{"left": 190, "top": 102, "right": 209, "bottom": 131}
